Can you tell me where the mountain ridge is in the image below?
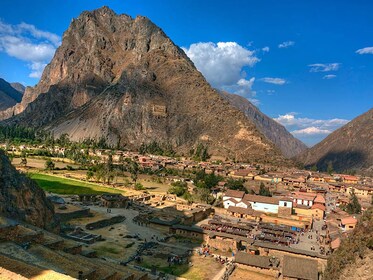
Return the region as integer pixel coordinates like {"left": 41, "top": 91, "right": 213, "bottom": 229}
{"left": 218, "top": 91, "right": 308, "bottom": 158}
{"left": 0, "top": 6, "right": 287, "bottom": 164}
{"left": 299, "top": 108, "right": 373, "bottom": 173}
{"left": 0, "top": 78, "right": 23, "bottom": 111}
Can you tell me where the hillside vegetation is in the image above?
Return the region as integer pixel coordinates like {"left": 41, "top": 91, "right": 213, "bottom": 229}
{"left": 324, "top": 207, "right": 373, "bottom": 280}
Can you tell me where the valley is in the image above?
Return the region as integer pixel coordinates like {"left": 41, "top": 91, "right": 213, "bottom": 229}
{"left": 0, "top": 4, "right": 372, "bottom": 280}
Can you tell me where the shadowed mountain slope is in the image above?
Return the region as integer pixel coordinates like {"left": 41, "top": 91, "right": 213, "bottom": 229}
{"left": 300, "top": 108, "right": 373, "bottom": 173}
{"left": 0, "top": 6, "right": 288, "bottom": 164}
{"left": 218, "top": 91, "right": 308, "bottom": 158}
{"left": 0, "top": 78, "right": 23, "bottom": 110}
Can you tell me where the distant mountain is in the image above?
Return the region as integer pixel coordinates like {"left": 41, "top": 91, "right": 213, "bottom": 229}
{"left": 0, "top": 6, "right": 287, "bottom": 164}
{"left": 0, "top": 78, "right": 23, "bottom": 110}
{"left": 300, "top": 108, "right": 373, "bottom": 173}
{"left": 218, "top": 91, "right": 308, "bottom": 158}
{"left": 10, "top": 82, "right": 26, "bottom": 94}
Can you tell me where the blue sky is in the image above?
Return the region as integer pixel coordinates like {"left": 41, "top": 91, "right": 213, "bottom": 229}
{"left": 0, "top": 0, "right": 372, "bottom": 146}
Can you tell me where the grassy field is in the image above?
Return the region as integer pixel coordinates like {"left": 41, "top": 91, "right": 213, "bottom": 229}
{"left": 30, "top": 173, "right": 125, "bottom": 195}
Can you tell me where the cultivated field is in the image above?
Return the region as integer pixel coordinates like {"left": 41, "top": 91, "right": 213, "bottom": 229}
{"left": 30, "top": 173, "right": 126, "bottom": 195}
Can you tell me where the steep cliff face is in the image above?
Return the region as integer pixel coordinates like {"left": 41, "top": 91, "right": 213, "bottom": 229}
{"left": 0, "top": 78, "right": 23, "bottom": 111}
{"left": 218, "top": 91, "right": 308, "bottom": 158}
{"left": 1, "top": 6, "right": 286, "bottom": 163}
{"left": 300, "top": 108, "right": 373, "bottom": 172}
{"left": 0, "top": 151, "right": 57, "bottom": 230}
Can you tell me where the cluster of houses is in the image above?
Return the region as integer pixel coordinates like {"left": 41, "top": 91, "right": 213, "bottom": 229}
{"left": 222, "top": 189, "right": 326, "bottom": 226}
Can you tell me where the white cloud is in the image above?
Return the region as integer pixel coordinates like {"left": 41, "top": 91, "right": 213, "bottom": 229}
{"left": 278, "top": 41, "right": 295, "bottom": 48}
{"left": 0, "top": 19, "right": 60, "bottom": 79}
{"left": 323, "top": 74, "right": 337, "bottom": 79}
{"left": 356, "top": 47, "right": 373, "bottom": 55}
{"left": 222, "top": 77, "right": 259, "bottom": 105}
{"left": 29, "top": 62, "right": 47, "bottom": 78}
{"left": 262, "top": 46, "right": 270, "bottom": 52}
{"left": 292, "top": 127, "right": 331, "bottom": 136}
{"left": 260, "top": 77, "right": 287, "bottom": 85}
{"left": 308, "top": 63, "right": 340, "bottom": 72}
{"left": 182, "top": 42, "right": 259, "bottom": 88}
{"left": 274, "top": 112, "right": 349, "bottom": 137}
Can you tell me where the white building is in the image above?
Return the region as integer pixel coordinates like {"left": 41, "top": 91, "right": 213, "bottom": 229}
{"left": 222, "top": 191, "right": 292, "bottom": 215}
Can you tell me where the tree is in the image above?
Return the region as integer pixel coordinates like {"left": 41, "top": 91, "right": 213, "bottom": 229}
{"left": 129, "top": 160, "right": 139, "bottom": 183}
{"left": 327, "top": 161, "right": 334, "bottom": 175}
{"left": 169, "top": 181, "right": 187, "bottom": 196}
{"left": 86, "top": 170, "right": 94, "bottom": 181}
{"left": 195, "top": 187, "right": 214, "bottom": 204}
{"left": 20, "top": 157, "right": 27, "bottom": 167}
{"left": 45, "top": 159, "right": 55, "bottom": 170}
{"left": 225, "top": 179, "right": 248, "bottom": 193}
{"left": 134, "top": 182, "right": 145, "bottom": 191}
{"left": 259, "top": 182, "right": 272, "bottom": 197}
{"left": 20, "top": 151, "right": 27, "bottom": 167}
{"left": 346, "top": 190, "right": 361, "bottom": 214}
{"left": 310, "top": 165, "right": 318, "bottom": 172}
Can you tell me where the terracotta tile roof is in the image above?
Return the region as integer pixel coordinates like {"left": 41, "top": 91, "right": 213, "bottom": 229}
{"left": 314, "top": 194, "right": 326, "bottom": 204}
{"left": 282, "top": 255, "right": 318, "bottom": 280}
{"left": 243, "top": 194, "right": 279, "bottom": 205}
{"left": 311, "top": 203, "right": 326, "bottom": 211}
{"left": 331, "top": 237, "right": 341, "bottom": 249}
{"left": 227, "top": 206, "right": 254, "bottom": 215}
{"left": 234, "top": 252, "right": 274, "bottom": 269}
{"left": 226, "top": 198, "right": 239, "bottom": 204}
{"left": 224, "top": 189, "right": 245, "bottom": 199}
{"left": 341, "top": 216, "right": 357, "bottom": 225}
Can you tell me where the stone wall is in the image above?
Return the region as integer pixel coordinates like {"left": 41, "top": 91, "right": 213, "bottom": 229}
{"left": 56, "top": 208, "right": 91, "bottom": 222}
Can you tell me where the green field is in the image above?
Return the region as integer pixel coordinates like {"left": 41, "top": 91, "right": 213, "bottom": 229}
{"left": 30, "top": 173, "right": 125, "bottom": 195}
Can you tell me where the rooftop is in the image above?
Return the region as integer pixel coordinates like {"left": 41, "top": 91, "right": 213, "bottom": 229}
{"left": 243, "top": 194, "right": 279, "bottom": 205}
{"left": 282, "top": 255, "right": 318, "bottom": 280}
{"left": 224, "top": 189, "right": 245, "bottom": 199}
{"left": 234, "top": 252, "right": 275, "bottom": 269}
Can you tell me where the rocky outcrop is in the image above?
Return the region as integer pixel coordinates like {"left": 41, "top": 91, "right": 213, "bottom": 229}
{"left": 0, "top": 150, "right": 57, "bottom": 230}
{"left": 1, "top": 6, "right": 287, "bottom": 164}
{"left": 0, "top": 78, "right": 23, "bottom": 111}
{"left": 300, "top": 108, "right": 373, "bottom": 173}
{"left": 218, "top": 91, "right": 308, "bottom": 158}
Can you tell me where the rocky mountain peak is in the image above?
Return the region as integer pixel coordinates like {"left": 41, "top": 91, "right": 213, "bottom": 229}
{"left": 0, "top": 7, "right": 288, "bottom": 164}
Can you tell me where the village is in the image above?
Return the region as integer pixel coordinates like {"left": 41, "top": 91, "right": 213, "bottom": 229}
{"left": 2, "top": 143, "right": 373, "bottom": 279}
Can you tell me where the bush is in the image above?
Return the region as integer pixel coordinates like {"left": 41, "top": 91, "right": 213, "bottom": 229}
{"left": 134, "top": 182, "right": 145, "bottom": 190}
{"left": 169, "top": 181, "right": 187, "bottom": 196}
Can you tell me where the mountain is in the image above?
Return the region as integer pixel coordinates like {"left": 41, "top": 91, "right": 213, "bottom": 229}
{"left": 218, "top": 91, "right": 308, "bottom": 158}
{"left": 0, "top": 6, "right": 286, "bottom": 163}
{"left": 10, "top": 82, "right": 26, "bottom": 94}
{"left": 300, "top": 108, "right": 373, "bottom": 172}
{"left": 0, "top": 78, "right": 23, "bottom": 110}
{"left": 0, "top": 150, "right": 57, "bottom": 230}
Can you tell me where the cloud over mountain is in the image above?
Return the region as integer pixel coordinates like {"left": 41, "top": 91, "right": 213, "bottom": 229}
{"left": 274, "top": 112, "right": 349, "bottom": 145}
{"left": 0, "top": 20, "right": 61, "bottom": 78}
